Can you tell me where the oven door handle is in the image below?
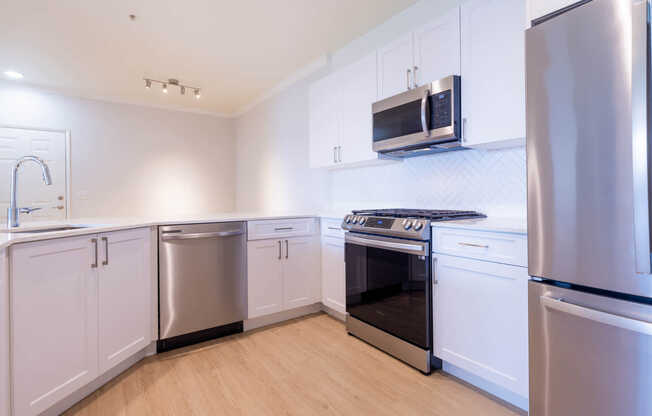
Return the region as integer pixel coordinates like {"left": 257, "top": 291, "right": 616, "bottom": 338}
{"left": 345, "top": 234, "right": 427, "bottom": 256}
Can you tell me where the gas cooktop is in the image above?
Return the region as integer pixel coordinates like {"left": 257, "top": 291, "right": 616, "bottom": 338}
{"left": 342, "top": 209, "right": 486, "bottom": 240}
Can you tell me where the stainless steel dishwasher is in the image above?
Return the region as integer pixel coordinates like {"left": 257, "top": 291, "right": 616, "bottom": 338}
{"left": 158, "top": 222, "right": 247, "bottom": 352}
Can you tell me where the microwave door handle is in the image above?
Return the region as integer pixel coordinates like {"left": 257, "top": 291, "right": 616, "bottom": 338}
{"left": 421, "top": 89, "right": 430, "bottom": 137}
{"left": 632, "top": 0, "right": 651, "bottom": 274}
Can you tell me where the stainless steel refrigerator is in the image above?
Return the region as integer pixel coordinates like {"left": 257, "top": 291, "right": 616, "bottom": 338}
{"left": 526, "top": 1, "right": 652, "bottom": 415}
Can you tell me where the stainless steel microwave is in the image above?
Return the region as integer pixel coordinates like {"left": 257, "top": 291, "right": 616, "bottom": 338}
{"left": 372, "top": 75, "right": 462, "bottom": 158}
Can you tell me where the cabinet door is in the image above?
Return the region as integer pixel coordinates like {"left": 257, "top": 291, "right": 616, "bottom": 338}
{"left": 282, "top": 237, "right": 320, "bottom": 310}
{"left": 321, "top": 236, "right": 345, "bottom": 314}
{"left": 11, "top": 236, "right": 98, "bottom": 416}
{"left": 338, "top": 51, "right": 378, "bottom": 165}
{"left": 527, "top": 0, "right": 577, "bottom": 24}
{"left": 377, "top": 33, "right": 414, "bottom": 100}
{"left": 433, "top": 254, "right": 528, "bottom": 398}
{"left": 461, "top": 0, "right": 526, "bottom": 147}
{"left": 309, "top": 72, "right": 340, "bottom": 168}
{"left": 413, "top": 8, "right": 461, "bottom": 87}
{"left": 98, "top": 228, "right": 151, "bottom": 374}
{"left": 247, "top": 239, "right": 284, "bottom": 318}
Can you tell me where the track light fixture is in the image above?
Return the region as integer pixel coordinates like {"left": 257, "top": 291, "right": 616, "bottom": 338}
{"left": 144, "top": 78, "right": 200, "bottom": 99}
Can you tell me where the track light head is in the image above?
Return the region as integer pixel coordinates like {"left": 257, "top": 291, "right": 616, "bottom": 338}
{"left": 194, "top": 89, "right": 201, "bottom": 99}
{"left": 162, "top": 83, "right": 168, "bottom": 93}
{"left": 180, "top": 86, "right": 186, "bottom": 95}
{"left": 145, "top": 79, "right": 151, "bottom": 89}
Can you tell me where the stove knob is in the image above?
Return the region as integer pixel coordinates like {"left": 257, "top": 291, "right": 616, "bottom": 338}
{"left": 345, "top": 215, "right": 352, "bottom": 224}
{"left": 413, "top": 221, "right": 424, "bottom": 231}
{"left": 359, "top": 217, "right": 367, "bottom": 225}
{"left": 352, "top": 216, "right": 359, "bottom": 224}
{"left": 403, "top": 220, "right": 413, "bottom": 230}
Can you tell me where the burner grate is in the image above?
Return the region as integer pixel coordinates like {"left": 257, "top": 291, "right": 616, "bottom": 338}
{"left": 351, "top": 208, "right": 486, "bottom": 221}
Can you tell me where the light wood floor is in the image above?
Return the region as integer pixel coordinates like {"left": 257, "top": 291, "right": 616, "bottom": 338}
{"left": 65, "top": 313, "right": 523, "bottom": 416}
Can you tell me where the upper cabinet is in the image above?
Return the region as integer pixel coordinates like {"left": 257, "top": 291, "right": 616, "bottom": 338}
{"left": 309, "top": 51, "right": 395, "bottom": 169}
{"left": 461, "top": 0, "right": 526, "bottom": 148}
{"left": 527, "top": 0, "right": 576, "bottom": 25}
{"left": 378, "top": 8, "right": 461, "bottom": 100}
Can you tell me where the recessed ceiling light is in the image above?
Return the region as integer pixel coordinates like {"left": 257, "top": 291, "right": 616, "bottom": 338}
{"left": 3, "top": 70, "right": 24, "bottom": 80}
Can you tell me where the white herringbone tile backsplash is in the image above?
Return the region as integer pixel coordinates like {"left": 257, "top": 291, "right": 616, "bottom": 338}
{"left": 329, "top": 146, "right": 526, "bottom": 218}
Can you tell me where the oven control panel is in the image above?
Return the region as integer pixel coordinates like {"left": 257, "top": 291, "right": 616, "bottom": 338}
{"left": 341, "top": 215, "right": 430, "bottom": 240}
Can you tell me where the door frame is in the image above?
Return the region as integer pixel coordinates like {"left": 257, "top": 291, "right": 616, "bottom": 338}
{"left": 0, "top": 125, "right": 72, "bottom": 219}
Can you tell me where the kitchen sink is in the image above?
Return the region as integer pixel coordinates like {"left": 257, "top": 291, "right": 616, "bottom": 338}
{"left": 0, "top": 225, "right": 90, "bottom": 234}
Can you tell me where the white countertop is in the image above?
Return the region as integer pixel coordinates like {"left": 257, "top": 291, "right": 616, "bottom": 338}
{"left": 431, "top": 217, "right": 527, "bottom": 234}
{"left": 0, "top": 212, "right": 321, "bottom": 250}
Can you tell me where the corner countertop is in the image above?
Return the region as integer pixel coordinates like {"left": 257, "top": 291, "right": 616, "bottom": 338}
{"left": 0, "top": 212, "right": 323, "bottom": 250}
{"left": 431, "top": 217, "right": 527, "bottom": 235}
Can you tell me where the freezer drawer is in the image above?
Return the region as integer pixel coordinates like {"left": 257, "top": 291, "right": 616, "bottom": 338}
{"left": 528, "top": 281, "right": 652, "bottom": 416}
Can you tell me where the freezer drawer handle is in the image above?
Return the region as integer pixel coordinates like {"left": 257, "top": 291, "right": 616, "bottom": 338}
{"left": 541, "top": 296, "right": 652, "bottom": 336}
{"left": 161, "top": 230, "right": 243, "bottom": 241}
{"left": 274, "top": 227, "right": 294, "bottom": 231}
{"left": 458, "top": 242, "right": 489, "bottom": 249}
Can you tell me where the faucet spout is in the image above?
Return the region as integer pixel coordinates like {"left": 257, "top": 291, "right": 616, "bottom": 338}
{"left": 8, "top": 156, "right": 53, "bottom": 228}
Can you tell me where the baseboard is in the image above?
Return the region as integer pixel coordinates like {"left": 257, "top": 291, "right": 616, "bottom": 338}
{"left": 41, "top": 343, "right": 154, "bottom": 416}
{"left": 320, "top": 303, "right": 346, "bottom": 322}
{"left": 442, "top": 362, "right": 528, "bottom": 413}
{"left": 243, "top": 303, "right": 322, "bottom": 331}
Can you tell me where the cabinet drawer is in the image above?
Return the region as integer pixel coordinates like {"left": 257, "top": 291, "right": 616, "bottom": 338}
{"left": 321, "top": 218, "right": 345, "bottom": 239}
{"left": 432, "top": 227, "right": 527, "bottom": 267}
{"left": 248, "top": 218, "right": 317, "bottom": 241}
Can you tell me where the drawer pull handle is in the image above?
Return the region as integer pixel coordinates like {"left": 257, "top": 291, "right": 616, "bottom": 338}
{"left": 327, "top": 227, "right": 340, "bottom": 230}
{"left": 458, "top": 242, "right": 489, "bottom": 249}
{"left": 274, "top": 227, "right": 294, "bottom": 231}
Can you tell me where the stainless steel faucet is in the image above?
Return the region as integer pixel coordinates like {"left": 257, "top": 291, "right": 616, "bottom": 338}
{"left": 8, "top": 156, "right": 53, "bottom": 228}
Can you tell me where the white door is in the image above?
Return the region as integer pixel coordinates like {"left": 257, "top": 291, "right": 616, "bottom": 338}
{"left": 321, "top": 236, "right": 345, "bottom": 314}
{"left": 433, "top": 254, "right": 529, "bottom": 397}
{"left": 98, "top": 228, "right": 151, "bottom": 374}
{"left": 377, "top": 33, "right": 414, "bottom": 100}
{"left": 461, "top": 0, "right": 526, "bottom": 147}
{"left": 413, "top": 8, "right": 461, "bottom": 86}
{"left": 247, "top": 239, "right": 284, "bottom": 318}
{"left": 309, "top": 73, "right": 340, "bottom": 168}
{"left": 0, "top": 127, "right": 67, "bottom": 222}
{"left": 282, "top": 237, "right": 320, "bottom": 310}
{"left": 338, "top": 52, "right": 379, "bottom": 165}
{"left": 11, "top": 236, "right": 98, "bottom": 416}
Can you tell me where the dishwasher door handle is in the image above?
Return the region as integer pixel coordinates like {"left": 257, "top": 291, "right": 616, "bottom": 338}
{"left": 161, "top": 230, "right": 244, "bottom": 241}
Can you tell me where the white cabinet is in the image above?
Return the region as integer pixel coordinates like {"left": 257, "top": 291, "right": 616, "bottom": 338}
{"left": 377, "top": 33, "right": 415, "bottom": 100}
{"left": 309, "top": 71, "right": 340, "bottom": 168}
{"left": 378, "top": 8, "right": 461, "bottom": 100}
{"left": 413, "top": 8, "right": 461, "bottom": 87}
{"left": 283, "top": 237, "right": 321, "bottom": 310}
{"left": 11, "top": 236, "right": 99, "bottom": 416}
{"left": 337, "top": 52, "right": 379, "bottom": 165}
{"left": 98, "top": 228, "right": 151, "bottom": 374}
{"left": 320, "top": 235, "right": 345, "bottom": 314}
{"left": 0, "top": 249, "right": 8, "bottom": 416}
{"left": 433, "top": 249, "right": 529, "bottom": 403}
{"left": 10, "top": 229, "right": 152, "bottom": 416}
{"left": 461, "top": 0, "right": 526, "bottom": 148}
{"left": 309, "top": 52, "right": 388, "bottom": 169}
{"left": 247, "top": 239, "right": 284, "bottom": 318}
{"left": 527, "top": 0, "right": 576, "bottom": 25}
{"left": 247, "top": 235, "right": 320, "bottom": 319}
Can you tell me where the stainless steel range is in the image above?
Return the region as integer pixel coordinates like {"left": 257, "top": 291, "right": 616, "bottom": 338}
{"left": 341, "top": 209, "right": 485, "bottom": 374}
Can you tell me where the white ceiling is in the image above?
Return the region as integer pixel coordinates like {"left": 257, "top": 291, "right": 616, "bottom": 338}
{"left": 0, "top": 0, "right": 418, "bottom": 116}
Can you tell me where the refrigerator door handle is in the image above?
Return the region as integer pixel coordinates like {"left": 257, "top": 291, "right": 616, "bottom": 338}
{"left": 632, "top": 0, "right": 651, "bottom": 275}
{"left": 541, "top": 296, "right": 652, "bottom": 336}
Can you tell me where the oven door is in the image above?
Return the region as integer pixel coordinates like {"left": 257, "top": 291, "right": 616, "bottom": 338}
{"left": 345, "top": 232, "right": 431, "bottom": 350}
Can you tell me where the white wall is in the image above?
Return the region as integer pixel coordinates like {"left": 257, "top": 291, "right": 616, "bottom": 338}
{"left": 0, "top": 82, "right": 236, "bottom": 218}
{"left": 235, "top": 76, "right": 329, "bottom": 213}
{"left": 234, "top": 0, "right": 526, "bottom": 219}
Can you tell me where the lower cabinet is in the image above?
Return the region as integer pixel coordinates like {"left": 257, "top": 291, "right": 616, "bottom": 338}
{"left": 433, "top": 253, "right": 529, "bottom": 399}
{"left": 320, "top": 235, "right": 345, "bottom": 314}
{"left": 10, "top": 229, "right": 151, "bottom": 416}
{"left": 247, "top": 236, "right": 320, "bottom": 319}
